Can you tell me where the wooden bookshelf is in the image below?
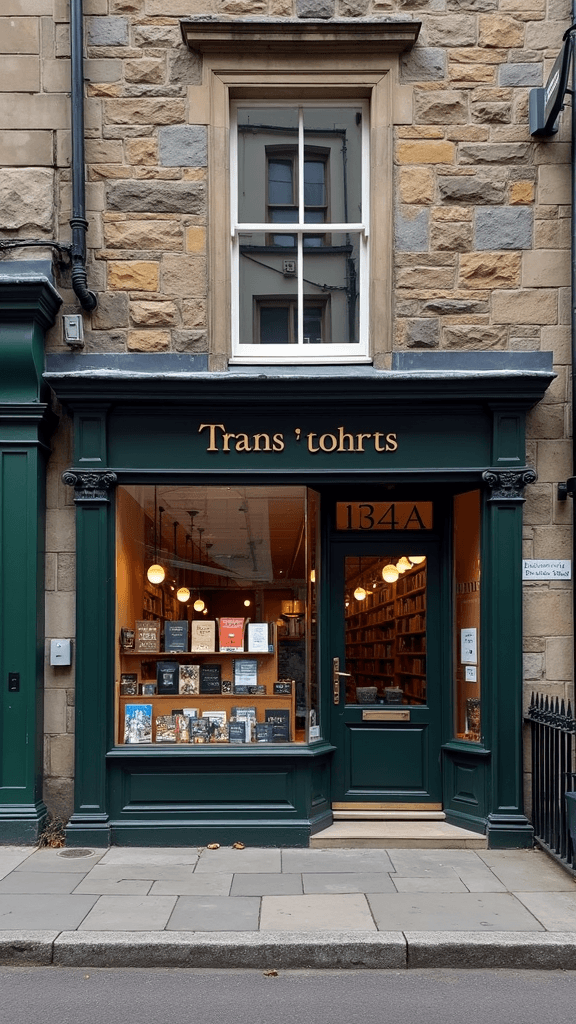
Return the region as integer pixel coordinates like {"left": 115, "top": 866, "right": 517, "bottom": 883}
{"left": 345, "top": 566, "right": 426, "bottom": 704}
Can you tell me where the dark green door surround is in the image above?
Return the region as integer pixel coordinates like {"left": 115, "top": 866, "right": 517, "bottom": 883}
{"left": 0, "top": 263, "right": 61, "bottom": 843}
{"left": 47, "top": 356, "right": 553, "bottom": 848}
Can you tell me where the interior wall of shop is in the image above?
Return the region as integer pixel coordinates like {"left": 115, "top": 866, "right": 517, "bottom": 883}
{"left": 0, "top": 0, "right": 573, "bottom": 825}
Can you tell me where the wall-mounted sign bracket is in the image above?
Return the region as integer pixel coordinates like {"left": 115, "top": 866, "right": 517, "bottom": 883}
{"left": 529, "top": 24, "right": 576, "bottom": 137}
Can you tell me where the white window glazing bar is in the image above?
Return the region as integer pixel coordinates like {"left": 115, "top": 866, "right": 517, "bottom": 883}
{"left": 297, "top": 106, "right": 304, "bottom": 346}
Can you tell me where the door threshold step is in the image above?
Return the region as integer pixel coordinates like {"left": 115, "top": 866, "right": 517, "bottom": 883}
{"left": 332, "top": 810, "right": 446, "bottom": 821}
{"left": 311, "top": 820, "right": 487, "bottom": 849}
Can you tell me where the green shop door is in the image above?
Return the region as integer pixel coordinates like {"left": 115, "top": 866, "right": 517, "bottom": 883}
{"left": 329, "top": 538, "right": 443, "bottom": 808}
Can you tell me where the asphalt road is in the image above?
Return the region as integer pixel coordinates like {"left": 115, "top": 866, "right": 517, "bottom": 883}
{"left": 3, "top": 967, "right": 576, "bottom": 1024}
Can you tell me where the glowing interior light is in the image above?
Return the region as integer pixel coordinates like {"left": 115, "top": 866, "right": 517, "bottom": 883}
{"left": 354, "top": 586, "right": 367, "bottom": 601}
{"left": 382, "top": 564, "right": 399, "bottom": 583}
{"left": 146, "top": 564, "right": 165, "bottom": 585}
{"left": 193, "top": 598, "right": 205, "bottom": 612}
{"left": 176, "top": 587, "right": 190, "bottom": 603}
{"left": 409, "top": 555, "right": 426, "bottom": 565}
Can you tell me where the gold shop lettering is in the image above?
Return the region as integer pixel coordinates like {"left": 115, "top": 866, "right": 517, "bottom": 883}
{"left": 199, "top": 423, "right": 398, "bottom": 454}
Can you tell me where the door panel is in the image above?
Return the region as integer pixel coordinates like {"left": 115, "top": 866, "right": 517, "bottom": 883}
{"left": 346, "top": 724, "right": 428, "bottom": 792}
{"left": 329, "top": 539, "right": 442, "bottom": 805}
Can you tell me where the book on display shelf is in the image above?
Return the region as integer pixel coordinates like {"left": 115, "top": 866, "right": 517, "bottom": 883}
{"left": 156, "top": 715, "right": 176, "bottom": 742}
{"left": 247, "top": 622, "right": 270, "bottom": 653}
{"left": 120, "top": 673, "right": 138, "bottom": 696}
{"left": 191, "top": 620, "right": 216, "bottom": 653}
{"left": 219, "top": 617, "right": 245, "bottom": 652}
{"left": 233, "top": 658, "right": 258, "bottom": 692}
{"left": 265, "top": 708, "right": 290, "bottom": 742}
{"left": 135, "top": 620, "right": 161, "bottom": 653}
{"left": 179, "top": 664, "right": 200, "bottom": 695}
{"left": 199, "top": 663, "right": 222, "bottom": 694}
{"left": 164, "top": 620, "right": 189, "bottom": 652}
{"left": 156, "top": 661, "right": 180, "bottom": 695}
{"left": 124, "top": 704, "right": 152, "bottom": 744}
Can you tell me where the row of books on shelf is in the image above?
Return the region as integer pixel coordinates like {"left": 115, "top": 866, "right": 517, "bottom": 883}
{"left": 397, "top": 613, "right": 425, "bottom": 633}
{"left": 396, "top": 571, "right": 425, "bottom": 595}
{"left": 397, "top": 594, "right": 425, "bottom": 614}
{"left": 123, "top": 705, "right": 291, "bottom": 744}
{"left": 120, "top": 662, "right": 293, "bottom": 697}
{"left": 121, "top": 619, "right": 273, "bottom": 656}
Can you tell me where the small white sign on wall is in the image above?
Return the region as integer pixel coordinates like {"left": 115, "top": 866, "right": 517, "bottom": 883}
{"left": 522, "top": 559, "right": 572, "bottom": 581}
{"left": 461, "top": 627, "right": 477, "bottom": 665}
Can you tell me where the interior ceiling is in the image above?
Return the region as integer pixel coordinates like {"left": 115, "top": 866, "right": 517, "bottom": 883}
{"left": 129, "top": 485, "right": 306, "bottom": 585}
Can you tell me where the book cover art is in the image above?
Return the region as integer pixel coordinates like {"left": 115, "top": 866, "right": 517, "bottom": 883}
{"left": 229, "top": 720, "right": 248, "bottom": 743}
{"left": 273, "top": 680, "right": 292, "bottom": 695}
{"left": 120, "top": 673, "right": 138, "bottom": 696}
{"left": 124, "top": 704, "right": 152, "bottom": 744}
{"left": 199, "top": 663, "right": 222, "bottom": 694}
{"left": 219, "top": 617, "right": 245, "bottom": 652}
{"left": 255, "top": 722, "right": 273, "bottom": 743}
{"left": 265, "top": 708, "right": 290, "bottom": 742}
{"left": 140, "top": 682, "right": 156, "bottom": 696}
{"left": 120, "top": 628, "right": 135, "bottom": 651}
{"left": 247, "top": 622, "right": 270, "bottom": 653}
{"left": 155, "top": 715, "right": 176, "bottom": 742}
{"left": 179, "top": 663, "right": 200, "bottom": 695}
{"left": 135, "top": 620, "right": 161, "bottom": 653}
{"left": 164, "top": 620, "right": 189, "bottom": 653}
{"left": 175, "top": 714, "right": 191, "bottom": 743}
{"left": 233, "top": 658, "right": 258, "bottom": 692}
{"left": 191, "top": 718, "right": 210, "bottom": 744}
{"left": 156, "top": 660, "right": 180, "bottom": 695}
{"left": 202, "top": 711, "right": 229, "bottom": 743}
{"left": 191, "top": 620, "right": 216, "bottom": 653}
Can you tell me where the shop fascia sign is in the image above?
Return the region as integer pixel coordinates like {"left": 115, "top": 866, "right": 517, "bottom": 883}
{"left": 529, "top": 24, "right": 575, "bottom": 137}
{"left": 198, "top": 422, "right": 398, "bottom": 455}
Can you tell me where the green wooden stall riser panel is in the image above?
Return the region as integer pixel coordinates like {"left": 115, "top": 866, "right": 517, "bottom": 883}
{"left": 0, "top": 449, "right": 45, "bottom": 809}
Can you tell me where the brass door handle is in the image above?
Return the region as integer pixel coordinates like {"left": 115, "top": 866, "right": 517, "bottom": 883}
{"left": 333, "top": 657, "right": 352, "bottom": 704}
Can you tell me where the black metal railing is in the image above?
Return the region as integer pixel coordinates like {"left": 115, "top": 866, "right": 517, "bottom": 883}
{"left": 526, "top": 692, "right": 576, "bottom": 870}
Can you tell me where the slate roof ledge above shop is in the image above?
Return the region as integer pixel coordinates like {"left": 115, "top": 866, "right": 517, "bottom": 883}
{"left": 43, "top": 351, "right": 555, "bottom": 409}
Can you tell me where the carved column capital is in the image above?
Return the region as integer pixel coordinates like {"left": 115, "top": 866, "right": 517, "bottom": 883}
{"left": 482, "top": 468, "right": 537, "bottom": 501}
{"left": 62, "top": 470, "right": 118, "bottom": 503}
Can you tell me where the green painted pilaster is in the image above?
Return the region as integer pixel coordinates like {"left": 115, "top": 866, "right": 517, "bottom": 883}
{"left": 483, "top": 468, "right": 536, "bottom": 848}
{"left": 63, "top": 470, "right": 116, "bottom": 846}
{"left": 0, "top": 266, "right": 61, "bottom": 842}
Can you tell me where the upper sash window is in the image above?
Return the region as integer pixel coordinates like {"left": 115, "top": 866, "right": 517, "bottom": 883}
{"left": 231, "top": 102, "right": 370, "bottom": 363}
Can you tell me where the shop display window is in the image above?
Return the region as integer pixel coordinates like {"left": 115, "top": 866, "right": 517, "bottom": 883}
{"left": 115, "top": 485, "right": 320, "bottom": 746}
{"left": 344, "top": 555, "right": 427, "bottom": 705}
{"left": 453, "top": 490, "right": 482, "bottom": 742}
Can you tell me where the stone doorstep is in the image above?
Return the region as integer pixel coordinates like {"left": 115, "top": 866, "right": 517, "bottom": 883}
{"left": 4, "top": 930, "right": 576, "bottom": 970}
{"left": 310, "top": 822, "right": 488, "bottom": 849}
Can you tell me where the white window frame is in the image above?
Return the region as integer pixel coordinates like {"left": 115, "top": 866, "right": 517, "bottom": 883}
{"left": 230, "top": 100, "right": 370, "bottom": 365}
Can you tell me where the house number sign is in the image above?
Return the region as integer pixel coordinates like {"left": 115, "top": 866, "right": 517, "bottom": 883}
{"left": 336, "top": 502, "right": 433, "bottom": 531}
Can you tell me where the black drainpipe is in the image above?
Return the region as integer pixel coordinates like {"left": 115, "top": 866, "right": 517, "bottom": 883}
{"left": 70, "top": 0, "right": 97, "bottom": 311}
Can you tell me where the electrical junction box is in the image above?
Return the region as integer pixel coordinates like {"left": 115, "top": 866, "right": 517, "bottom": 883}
{"left": 63, "top": 314, "right": 84, "bottom": 346}
{"left": 50, "top": 639, "right": 72, "bottom": 666}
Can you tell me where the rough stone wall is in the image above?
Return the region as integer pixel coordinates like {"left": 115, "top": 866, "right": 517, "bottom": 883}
{"left": 0, "top": 0, "right": 572, "bottom": 820}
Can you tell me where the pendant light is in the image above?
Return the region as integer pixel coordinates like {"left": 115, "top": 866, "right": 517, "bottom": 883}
{"left": 354, "top": 557, "right": 367, "bottom": 600}
{"left": 409, "top": 555, "right": 426, "bottom": 565}
{"left": 146, "top": 492, "right": 165, "bottom": 584}
{"left": 193, "top": 524, "right": 205, "bottom": 612}
{"left": 382, "top": 563, "right": 399, "bottom": 583}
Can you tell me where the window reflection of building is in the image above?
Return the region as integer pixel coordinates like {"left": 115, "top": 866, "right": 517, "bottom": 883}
{"left": 234, "top": 104, "right": 366, "bottom": 353}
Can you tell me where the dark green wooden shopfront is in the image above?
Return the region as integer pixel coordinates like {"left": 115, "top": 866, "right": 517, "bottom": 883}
{"left": 0, "top": 271, "right": 554, "bottom": 846}
{"left": 49, "top": 354, "right": 552, "bottom": 849}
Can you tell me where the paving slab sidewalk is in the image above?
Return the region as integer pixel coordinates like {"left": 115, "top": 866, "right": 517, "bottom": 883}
{"left": 0, "top": 845, "right": 576, "bottom": 969}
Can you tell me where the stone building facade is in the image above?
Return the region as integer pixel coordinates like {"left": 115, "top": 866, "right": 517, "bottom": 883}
{"left": 0, "top": 0, "right": 573, "bottom": 843}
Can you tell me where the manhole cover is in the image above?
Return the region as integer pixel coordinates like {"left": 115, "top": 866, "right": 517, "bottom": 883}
{"left": 57, "top": 848, "right": 95, "bottom": 858}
